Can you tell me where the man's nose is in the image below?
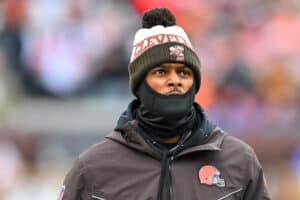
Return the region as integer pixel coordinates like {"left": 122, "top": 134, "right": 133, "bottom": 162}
{"left": 167, "top": 71, "right": 182, "bottom": 87}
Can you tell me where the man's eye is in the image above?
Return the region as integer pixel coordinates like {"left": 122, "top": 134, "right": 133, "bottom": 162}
{"left": 179, "top": 70, "right": 190, "bottom": 76}
{"left": 154, "top": 69, "right": 165, "bottom": 75}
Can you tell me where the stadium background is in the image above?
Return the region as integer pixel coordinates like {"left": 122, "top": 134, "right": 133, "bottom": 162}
{"left": 0, "top": 0, "right": 299, "bottom": 199}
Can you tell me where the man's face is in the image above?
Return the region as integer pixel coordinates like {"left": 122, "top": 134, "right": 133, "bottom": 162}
{"left": 146, "top": 63, "right": 194, "bottom": 95}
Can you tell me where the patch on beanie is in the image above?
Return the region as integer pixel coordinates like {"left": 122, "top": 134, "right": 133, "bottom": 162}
{"left": 169, "top": 45, "right": 184, "bottom": 61}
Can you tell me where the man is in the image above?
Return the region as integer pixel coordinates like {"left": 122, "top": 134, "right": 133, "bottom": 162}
{"left": 59, "top": 8, "right": 271, "bottom": 200}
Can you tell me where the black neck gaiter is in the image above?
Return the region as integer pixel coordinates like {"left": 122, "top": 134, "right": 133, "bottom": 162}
{"left": 136, "top": 81, "right": 197, "bottom": 142}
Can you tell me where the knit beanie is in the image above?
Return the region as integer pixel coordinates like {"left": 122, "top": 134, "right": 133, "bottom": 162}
{"left": 128, "top": 8, "right": 201, "bottom": 97}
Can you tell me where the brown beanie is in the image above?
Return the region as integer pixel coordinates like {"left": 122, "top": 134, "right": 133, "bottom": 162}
{"left": 128, "top": 8, "right": 201, "bottom": 97}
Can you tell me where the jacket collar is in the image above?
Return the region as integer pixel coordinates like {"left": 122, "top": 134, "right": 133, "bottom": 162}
{"left": 109, "top": 100, "right": 223, "bottom": 159}
{"left": 107, "top": 120, "right": 162, "bottom": 159}
{"left": 106, "top": 125, "right": 226, "bottom": 159}
{"left": 177, "top": 128, "right": 225, "bottom": 158}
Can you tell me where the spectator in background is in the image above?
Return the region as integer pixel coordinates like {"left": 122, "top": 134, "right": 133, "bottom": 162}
{"left": 20, "top": 0, "right": 131, "bottom": 97}
{"left": 257, "top": 58, "right": 299, "bottom": 134}
{"left": 0, "top": 0, "right": 27, "bottom": 79}
{"left": 209, "top": 60, "right": 263, "bottom": 134}
{"left": 60, "top": 8, "right": 271, "bottom": 200}
{"left": 24, "top": 1, "right": 97, "bottom": 97}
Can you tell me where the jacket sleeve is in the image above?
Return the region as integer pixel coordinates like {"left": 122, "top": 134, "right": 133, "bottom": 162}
{"left": 243, "top": 148, "right": 272, "bottom": 200}
{"left": 59, "top": 158, "right": 89, "bottom": 200}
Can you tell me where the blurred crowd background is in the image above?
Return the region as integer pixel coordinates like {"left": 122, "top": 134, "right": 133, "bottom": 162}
{"left": 0, "top": 0, "right": 300, "bottom": 199}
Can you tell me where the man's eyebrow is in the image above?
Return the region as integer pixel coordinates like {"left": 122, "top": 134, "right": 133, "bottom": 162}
{"left": 159, "top": 64, "right": 168, "bottom": 67}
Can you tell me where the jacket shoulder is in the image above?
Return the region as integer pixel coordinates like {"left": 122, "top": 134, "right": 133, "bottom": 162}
{"left": 61, "top": 132, "right": 125, "bottom": 199}
{"left": 214, "top": 129, "right": 271, "bottom": 199}
{"left": 77, "top": 131, "right": 126, "bottom": 166}
{"left": 220, "top": 130, "right": 256, "bottom": 157}
{"left": 218, "top": 129, "right": 263, "bottom": 178}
